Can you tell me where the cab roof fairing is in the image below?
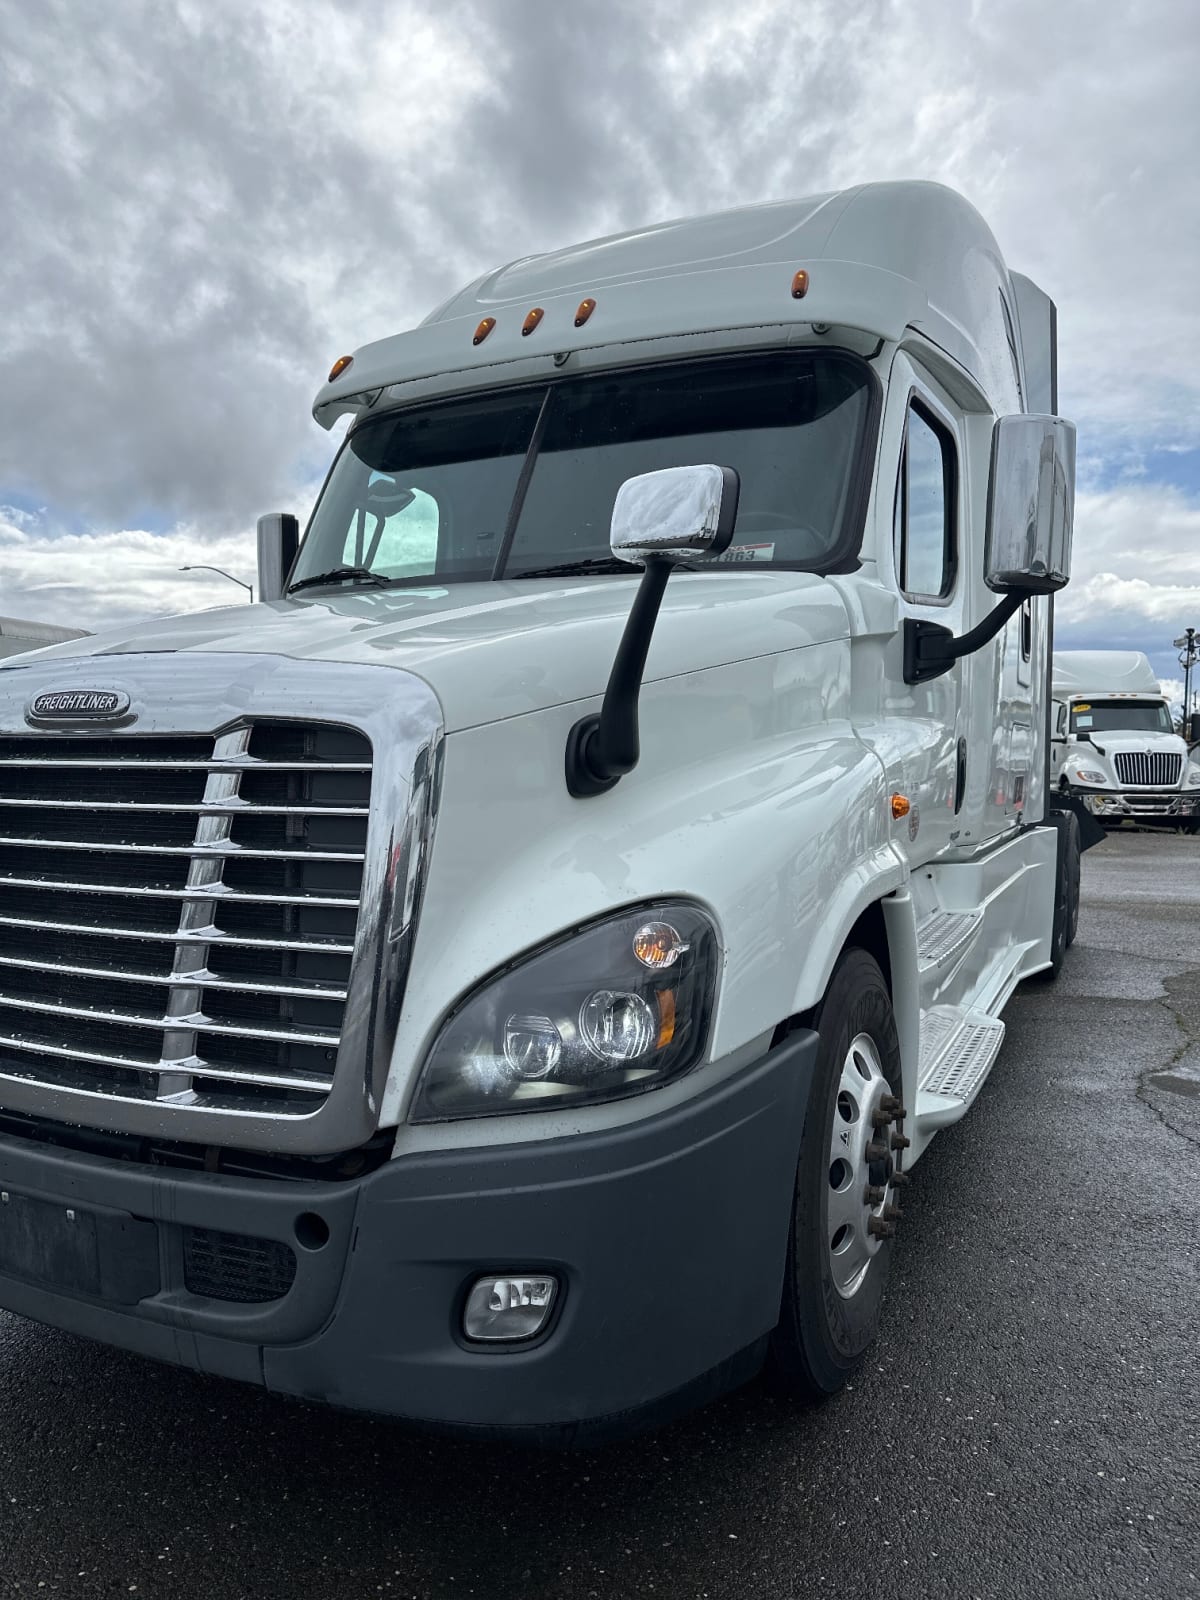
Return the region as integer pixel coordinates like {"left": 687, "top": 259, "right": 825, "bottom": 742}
{"left": 312, "top": 181, "right": 1036, "bottom": 430}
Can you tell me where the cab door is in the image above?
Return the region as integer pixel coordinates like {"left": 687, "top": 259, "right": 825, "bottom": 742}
{"left": 887, "top": 365, "right": 967, "bottom": 866}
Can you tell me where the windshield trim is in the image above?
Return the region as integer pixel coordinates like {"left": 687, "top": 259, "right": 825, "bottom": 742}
{"left": 288, "top": 347, "right": 883, "bottom": 593}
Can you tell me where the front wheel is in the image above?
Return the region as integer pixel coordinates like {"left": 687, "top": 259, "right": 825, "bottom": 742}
{"left": 769, "top": 948, "right": 905, "bottom": 1398}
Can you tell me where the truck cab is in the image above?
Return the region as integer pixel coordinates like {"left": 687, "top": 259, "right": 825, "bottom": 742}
{"left": 0, "top": 181, "right": 1085, "bottom": 1440}
{"left": 1052, "top": 650, "right": 1200, "bottom": 829}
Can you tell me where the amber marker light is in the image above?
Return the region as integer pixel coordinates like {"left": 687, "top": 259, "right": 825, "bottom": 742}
{"left": 791, "top": 270, "right": 810, "bottom": 299}
{"left": 522, "top": 307, "right": 545, "bottom": 336}
{"left": 327, "top": 354, "right": 354, "bottom": 382}
{"left": 656, "top": 990, "right": 677, "bottom": 1050}
{"left": 473, "top": 317, "right": 497, "bottom": 346}
{"left": 633, "top": 920, "right": 690, "bottom": 970}
{"left": 574, "top": 297, "right": 597, "bottom": 327}
{"left": 891, "top": 794, "right": 911, "bottom": 820}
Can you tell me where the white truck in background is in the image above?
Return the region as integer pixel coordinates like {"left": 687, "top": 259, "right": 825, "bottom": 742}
{"left": 0, "top": 181, "right": 1090, "bottom": 1442}
{"left": 1052, "top": 650, "right": 1200, "bottom": 830}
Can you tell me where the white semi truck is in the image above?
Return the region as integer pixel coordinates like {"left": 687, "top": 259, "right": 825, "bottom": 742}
{"left": 0, "top": 182, "right": 1089, "bottom": 1441}
{"left": 1052, "top": 650, "right": 1200, "bottom": 829}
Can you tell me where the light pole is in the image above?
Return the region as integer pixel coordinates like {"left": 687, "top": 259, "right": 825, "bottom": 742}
{"left": 1174, "top": 627, "right": 1198, "bottom": 738}
{"left": 179, "top": 565, "right": 254, "bottom": 603}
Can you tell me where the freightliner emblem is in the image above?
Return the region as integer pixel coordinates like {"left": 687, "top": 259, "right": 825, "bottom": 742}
{"left": 28, "top": 688, "right": 132, "bottom": 721}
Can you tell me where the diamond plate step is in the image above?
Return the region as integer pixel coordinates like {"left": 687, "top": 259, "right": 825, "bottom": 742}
{"left": 916, "top": 910, "right": 983, "bottom": 971}
{"left": 915, "top": 1004, "right": 1006, "bottom": 1127}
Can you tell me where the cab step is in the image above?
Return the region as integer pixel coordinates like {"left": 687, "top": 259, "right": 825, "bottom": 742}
{"left": 915, "top": 910, "right": 983, "bottom": 972}
{"left": 915, "top": 1004, "right": 1006, "bottom": 1129}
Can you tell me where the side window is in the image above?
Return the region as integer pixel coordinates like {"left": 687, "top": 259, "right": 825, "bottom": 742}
{"left": 341, "top": 477, "right": 440, "bottom": 578}
{"left": 1020, "top": 598, "right": 1032, "bottom": 662}
{"left": 895, "top": 401, "right": 956, "bottom": 602}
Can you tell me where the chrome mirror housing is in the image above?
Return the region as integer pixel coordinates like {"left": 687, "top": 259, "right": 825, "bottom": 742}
{"left": 985, "top": 415, "right": 1075, "bottom": 595}
{"left": 257, "top": 512, "right": 300, "bottom": 602}
{"left": 609, "top": 464, "right": 740, "bottom": 566}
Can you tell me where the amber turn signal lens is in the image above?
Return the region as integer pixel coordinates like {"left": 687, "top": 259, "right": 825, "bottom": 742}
{"left": 891, "top": 794, "right": 911, "bottom": 820}
{"left": 327, "top": 354, "right": 354, "bottom": 382}
{"left": 521, "top": 307, "right": 545, "bottom": 336}
{"left": 574, "top": 297, "right": 597, "bottom": 327}
{"left": 472, "top": 317, "right": 497, "bottom": 346}
{"left": 791, "top": 270, "right": 810, "bottom": 300}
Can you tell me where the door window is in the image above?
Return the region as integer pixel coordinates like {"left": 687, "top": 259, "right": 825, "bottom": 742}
{"left": 895, "top": 401, "right": 956, "bottom": 601}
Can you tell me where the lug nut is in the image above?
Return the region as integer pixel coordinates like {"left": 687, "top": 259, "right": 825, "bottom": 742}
{"left": 866, "top": 1139, "right": 889, "bottom": 1162}
{"left": 890, "top": 1170, "right": 911, "bottom": 1187}
{"left": 864, "top": 1184, "right": 886, "bottom": 1205}
{"left": 871, "top": 1109, "right": 895, "bottom": 1129}
{"left": 867, "top": 1217, "right": 897, "bottom": 1240}
{"left": 883, "top": 1204, "right": 903, "bottom": 1221}
{"left": 891, "top": 1132, "right": 911, "bottom": 1151}
{"left": 880, "top": 1095, "right": 905, "bottom": 1117}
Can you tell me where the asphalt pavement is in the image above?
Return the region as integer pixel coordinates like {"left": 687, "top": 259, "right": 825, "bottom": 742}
{"left": 1, "top": 829, "right": 1198, "bottom": 1600}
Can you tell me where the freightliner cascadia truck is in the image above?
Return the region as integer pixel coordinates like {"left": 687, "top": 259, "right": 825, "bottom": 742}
{"left": 1051, "top": 650, "right": 1200, "bottom": 830}
{"left": 0, "top": 182, "right": 1089, "bottom": 1441}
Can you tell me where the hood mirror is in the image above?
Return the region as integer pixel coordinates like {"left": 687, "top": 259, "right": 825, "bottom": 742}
{"left": 566, "top": 464, "right": 740, "bottom": 798}
{"left": 609, "top": 464, "right": 740, "bottom": 566}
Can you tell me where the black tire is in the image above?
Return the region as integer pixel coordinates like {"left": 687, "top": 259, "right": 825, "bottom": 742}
{"left": 1063, "top": 811, "right": 1081, "bottom": 946}
{"left": 1039, "top": 810, "right": 1081, "bottom": 978}
{"left": 768, "top": 948, "right": 903, "bottom": 1398}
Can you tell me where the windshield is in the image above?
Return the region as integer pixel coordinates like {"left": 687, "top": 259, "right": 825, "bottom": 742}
{"left": 1071, "top": 700, "right": 1174, "bottom": 736}
{"left": 289, "top": 352, "right": 876, "bottom": 591}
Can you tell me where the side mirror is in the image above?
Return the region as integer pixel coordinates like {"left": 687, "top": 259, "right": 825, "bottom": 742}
{"left": 985, "top": 415, "right": 1076, "bottom": 595}
{"left": 565, "top": 464, "right": 740, "bottom": 797}
{"left": 609, "top": 464, "right": 739, "bottom": 565}
{"left": 257, "top": 513, "right": 300, "bottom": 602}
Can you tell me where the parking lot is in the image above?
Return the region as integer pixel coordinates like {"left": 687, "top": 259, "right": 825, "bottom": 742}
{"left": 1, "top": 829, "right": 1197, "bottom": 1600}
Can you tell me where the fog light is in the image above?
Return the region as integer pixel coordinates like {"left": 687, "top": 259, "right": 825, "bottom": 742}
{"left": 463, "top": 1273, "right": 559, "bottom": 1342}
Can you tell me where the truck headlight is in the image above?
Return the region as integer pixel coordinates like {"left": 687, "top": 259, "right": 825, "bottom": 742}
{"left": 1186, "top": 767, "right": 1200, "bottom": 787}
{"left": 409, "top": 903, "right": 719, "bottom": 1122}
{"left": 1073, "top": 768, "right": 1107, "bottom": 784}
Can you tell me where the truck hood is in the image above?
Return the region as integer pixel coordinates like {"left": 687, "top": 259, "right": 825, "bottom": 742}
{"left": 0, "top": 572, "right": 850, "bottom": 733}
{"left": 1077, "top": 730, "right": 1186, "bottom": 757}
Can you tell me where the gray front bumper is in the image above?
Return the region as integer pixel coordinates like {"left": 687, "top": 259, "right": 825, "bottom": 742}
{"left": 0, "top": 1034, "right": 815, "bottom": 1442}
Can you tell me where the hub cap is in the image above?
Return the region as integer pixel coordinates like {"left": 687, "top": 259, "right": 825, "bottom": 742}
{"left": 826, "top": 1032, "right": 899, "bottom": 1298}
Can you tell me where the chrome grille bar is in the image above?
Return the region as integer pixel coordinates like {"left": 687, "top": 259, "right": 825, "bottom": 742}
{"left": 0, "top": 875, "right": 360, "bottom": 908}
{"left": 0, "top": 796, "right": 368, "bottom": 814}
{"left": 0, "top": 758, "right": 370, "bottom": 771}
{"left": 1, "top": 993, "right": 340, "bottom": 1047}
{"left": 0, "top": 912, "right": 355, "bottom": 953}
{"left": 0, "top": 834, "right": 364, "bottom": 861}
{"left": 0, "top": 952, "right": 346, "bottom": 1000}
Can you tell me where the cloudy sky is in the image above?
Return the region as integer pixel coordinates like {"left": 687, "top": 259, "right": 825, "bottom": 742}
{"left": 2, "top": 0, "right": 1198, "bottom": 701}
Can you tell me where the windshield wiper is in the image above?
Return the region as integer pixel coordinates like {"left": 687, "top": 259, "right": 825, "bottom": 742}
{"left": 508, "top": 557, "right": 638, "bottom": 579}
{"left": 287, "top": 566, "right": 390, "bottom": 595}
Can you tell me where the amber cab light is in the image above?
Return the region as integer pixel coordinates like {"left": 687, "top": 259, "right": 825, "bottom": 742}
{"left": 574, "top": 297, "right": 597, "bottom": 328}
{"left": 791, "top": 270, "right": 810, "bottom": 300}
{"left": 473, "top": 317, "right": 497, "bottom": 346}
{"left": 522, "top": 307, "right": 545, "bottom": 336}
{"left": 891, "top": 793, "right": 911, "bottom": 820}
{"left": 327, "top": 354, "right": 354, "bottom": 382}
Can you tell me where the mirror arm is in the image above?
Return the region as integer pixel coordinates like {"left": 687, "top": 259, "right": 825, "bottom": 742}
{"left": 903, "top": 591, "right": 1025, "bottom": 686}
{"left": 565, "top": 557, "right": 673, "bottom": 798}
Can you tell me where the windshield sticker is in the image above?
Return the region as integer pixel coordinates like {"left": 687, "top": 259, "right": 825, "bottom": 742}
{"left": 717, "top": 542, "right": 775, "bottom": 564}
{"left": 1075, "top": 714, "right": 1093, "bottom": 727}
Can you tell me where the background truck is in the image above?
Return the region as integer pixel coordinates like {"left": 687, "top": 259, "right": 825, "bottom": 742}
{"left": 1052, "top": 650, "right": 1200, "bottom": 830}
{"left": 0, "top": 181, "right": 1088, "bottom": 1442}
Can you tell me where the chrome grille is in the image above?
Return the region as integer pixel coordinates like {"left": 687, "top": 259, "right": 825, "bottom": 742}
{"left": 0, "top": 722, "right": 371, "bottom": 1117}
{"left": 1113, "top": 751, "right": 1182, "bottom": 788}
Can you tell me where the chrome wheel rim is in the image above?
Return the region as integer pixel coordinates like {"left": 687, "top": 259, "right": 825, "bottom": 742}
{"left": 826, "top": 1032, "right": 893, "bottom": 1299}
